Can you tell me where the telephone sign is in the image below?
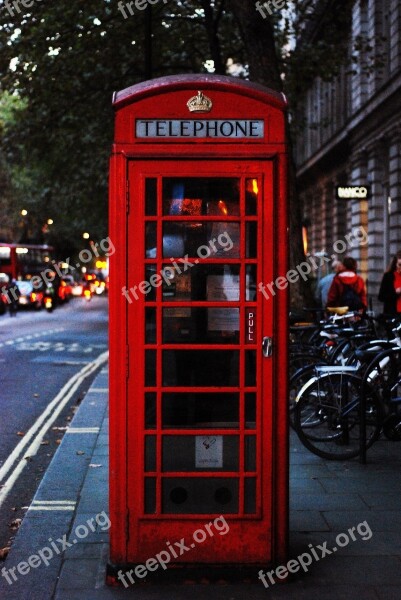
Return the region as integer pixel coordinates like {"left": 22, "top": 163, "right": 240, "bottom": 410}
{"left": 136, "top": 119, "right": 265, "bottom": 138}
{"left": 108, "top": 74, "right": 289, "bottom": 579}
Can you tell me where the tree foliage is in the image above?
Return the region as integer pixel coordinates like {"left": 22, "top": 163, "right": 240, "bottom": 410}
{"left": 0, "top": 0, "right": 356, "bottom": 269}
{"left": 0, "top": 0, "right": 243, "bottom": 249}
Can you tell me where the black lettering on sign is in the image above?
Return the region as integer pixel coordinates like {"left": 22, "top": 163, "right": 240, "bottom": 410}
{"left": 136, "top": 119, "right": 264, "bottom": 139}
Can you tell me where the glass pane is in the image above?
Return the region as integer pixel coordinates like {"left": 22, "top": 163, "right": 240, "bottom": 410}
{"left": 163, "top": 350, "right": 239, "bottom": 387}
{"left": 245, "top": 179, "right": 259, "bottom": 215}
{"left": 145, "top": 350, "right": 156, "bottom": 387}
{"left": 246, "top": 222, "right": 257, "bottom": 258}
{"left": 145, "top": 308, "right": 156, "bottom": 344}
{"left": 163, "top": 308, "right": 239, "bottom": 344}
{"left": 245, "top": 436, "right": 256, "bottom": 471}
{"left": 163, "top": 178, "right": 240, "bottom": 216}
{"left": 162, "top": 477, "right": 239, "bottom": 514}
{"left": 244, "top": 478, "right": 256, "bottom": 514}
{"left": 162, "top": 393, "right": 240, "bottom": 428}
{"left": 145, "top": 393, "right": 156, "bottom": 429}
{"left": 145, "top": 222, "right": 157, "bottom": 258}
{"left": 145, "top": 178, "right": 157, "bottom": 216}
{"left": 245, "top": 393, "right": 256, "bottom": 429}
{"left": 245, "top": 351, "right": 256, "bottom": 387}
{"left": 246, "top": 265, "right": 257, "bottom": 301}
{"left": 162, "top": 264, "right": 241, "bottom": 302}
{"left": 145, "top": 436, "right": 156, "bottom": 472}
{"left": 162, "top": 435, "right": 239, "bottom": 472}
{"left": 145, "top": 265, "right": 157, "bottom": 301}
{"left": 144, "top": 478, "right": 156, "bottom": 514}
{"left": 162, "top": 222, "right": 239, "bottom": 258}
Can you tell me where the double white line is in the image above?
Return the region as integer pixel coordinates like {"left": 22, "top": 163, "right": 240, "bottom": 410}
{"left": 0, "top": 351, "right": 108, "bottom": 509}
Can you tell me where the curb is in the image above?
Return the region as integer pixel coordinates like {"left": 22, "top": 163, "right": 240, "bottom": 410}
{"left": 0, "top": 364, "right": 109, "bottom": 600}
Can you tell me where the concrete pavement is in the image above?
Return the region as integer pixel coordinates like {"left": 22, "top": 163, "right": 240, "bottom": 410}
{"left": 1, "top": 364, "right": 401, "bottom": 599}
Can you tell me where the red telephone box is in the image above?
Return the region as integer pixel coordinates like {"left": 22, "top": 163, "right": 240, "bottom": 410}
{"left": 109, "top": 75, "right": 288, "bottom": 578}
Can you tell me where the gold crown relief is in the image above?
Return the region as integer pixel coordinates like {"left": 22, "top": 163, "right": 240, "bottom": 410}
{"left": 187, "top": 91, "right": 213, "bottom": 113}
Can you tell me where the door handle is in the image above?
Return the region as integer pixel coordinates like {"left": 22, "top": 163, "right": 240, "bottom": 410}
{"left": 262, "top": 336, "right": 273, "bottom": 358}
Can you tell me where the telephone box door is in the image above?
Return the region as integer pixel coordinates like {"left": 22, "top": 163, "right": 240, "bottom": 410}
{"left": 125, "top": 159, "right": 276, "bottom": 564}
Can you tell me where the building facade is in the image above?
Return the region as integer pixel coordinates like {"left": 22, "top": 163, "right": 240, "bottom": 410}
{"left": 295, "top": 0, "right": 401, "bottom": 309}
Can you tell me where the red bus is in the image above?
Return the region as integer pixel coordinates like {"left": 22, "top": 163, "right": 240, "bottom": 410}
{"left": 0, "top": 243, "right": 54, "bottom": 280}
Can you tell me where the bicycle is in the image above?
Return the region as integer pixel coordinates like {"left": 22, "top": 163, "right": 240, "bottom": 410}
{"left": 293, "top": 366, "right": 382, "bottom": 459}
{"left": 293, "top": 345, "right": 401, "bottom": 459}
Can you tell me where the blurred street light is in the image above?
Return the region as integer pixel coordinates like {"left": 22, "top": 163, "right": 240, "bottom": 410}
{"left": 83, "top": 232, "right": 90, "bottom": 240}
{"left": 21, "top": 209, "right": 28, "bottom": 216}
{"left": 47, "top": 218, "right": 54, "bottom": 225}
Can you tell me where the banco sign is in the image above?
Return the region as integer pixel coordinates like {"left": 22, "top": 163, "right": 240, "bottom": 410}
{"left": 336, "top": 186, "right": 370, "bottom": 200}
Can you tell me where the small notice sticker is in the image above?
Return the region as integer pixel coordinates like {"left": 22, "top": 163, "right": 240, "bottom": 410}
{"left": 195, "top": 436, "right": 223, "bottom": 469}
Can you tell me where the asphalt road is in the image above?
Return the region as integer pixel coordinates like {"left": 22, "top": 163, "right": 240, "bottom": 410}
{"left": 0, "top": 295, "right": 108, "bottom": 555}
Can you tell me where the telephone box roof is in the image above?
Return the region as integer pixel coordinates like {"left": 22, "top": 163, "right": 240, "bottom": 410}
{"left": 112, "top": 74, "right": 287, "bottom": 111}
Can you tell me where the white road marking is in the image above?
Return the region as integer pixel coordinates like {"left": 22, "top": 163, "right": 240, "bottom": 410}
{"left": 0, "top": 328, "right": 66, "bottom": 348}
{"left": 33, "top": 500, "right": 75, "bottom": 504}
{"left": 0, "top": 351, "right": 108, "bottom": 509}
{"left": 29, "top": 500, "right": 76, "bottom": 511}
{"left": 54, "top": 360, "right": 91, "bottom": 366}
{"left": 28, "top": 506, "right": 75, "bottom": 511}
{"left": 66, "top": 427, "right": 100, "bottom": 434}
{"left": 87, "top": 388, "right": 108, "bottom": 393}
{"left": 14, "top": 341, "right": 107, "bottom": 354}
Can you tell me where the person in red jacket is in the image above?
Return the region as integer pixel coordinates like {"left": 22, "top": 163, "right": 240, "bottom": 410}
{"left": 326, "top": 256, "right": 367, "bottom": 311}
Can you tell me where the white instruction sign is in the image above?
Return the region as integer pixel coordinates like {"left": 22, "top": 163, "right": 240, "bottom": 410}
{"left": 195, "top": 436, "right": 223, "bottom": 469}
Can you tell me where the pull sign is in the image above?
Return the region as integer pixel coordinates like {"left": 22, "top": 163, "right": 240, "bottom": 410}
{"left": 246, "top": 309, "right": 256, "bottom": 344}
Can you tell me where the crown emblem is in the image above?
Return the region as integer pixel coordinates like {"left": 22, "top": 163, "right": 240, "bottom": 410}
{"left": 187, "top": 91, "right": 213, "bottom": 113}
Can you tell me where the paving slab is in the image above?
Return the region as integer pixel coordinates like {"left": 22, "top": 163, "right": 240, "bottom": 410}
{"left": 322, "top": 510, "right": 401, "bottom": 532}
{"left": 289, "top": 510, "right": 330, "bottom": 532}
{"left": 2, "top": 369, "right": 401, "bottom": 600}
{"left": 291, "top": 493, "right": 368, "bottom": 511}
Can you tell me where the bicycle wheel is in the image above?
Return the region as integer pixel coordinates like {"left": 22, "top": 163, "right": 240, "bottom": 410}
{"left": 363, "top": 348, "right": 401, "bottom": 402}
{"left": 290, "top": 353, "right": 328, "bottom": 378}
{"left": 293, "top": 372, "right": 382, "bottom": 460}
{"left": 289, "top": 363, "right": 327, "bottom": 427}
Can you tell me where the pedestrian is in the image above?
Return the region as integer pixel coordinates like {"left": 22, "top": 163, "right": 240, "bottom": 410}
{"left": 378, "top": 251, "right": 401, "bottom": 315}
{"left": 0, "top": 273, "right": 8, "bottom": 315}
{"left": 0, "top": 275, "right": 20, "bottom": 317}
{"left": 315, "top": 259, "right": 344, "bottom": 308}
{"left": 327, "top": 256, "right": 367, "bottom": 311}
